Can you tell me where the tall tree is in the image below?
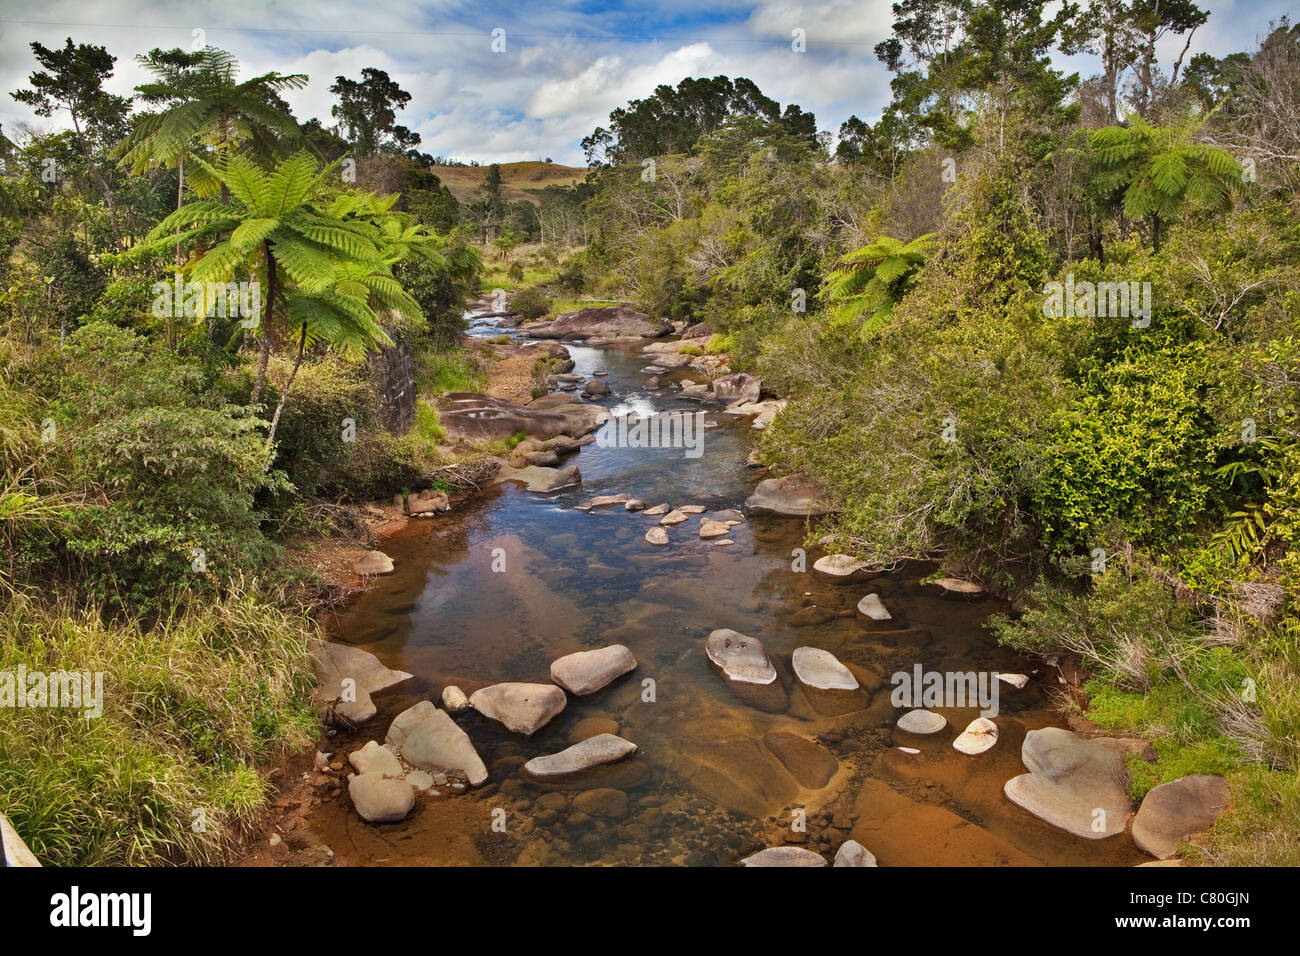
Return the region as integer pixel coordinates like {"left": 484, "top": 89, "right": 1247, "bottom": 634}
{"left": 145, "top": 152, "right": 423, "bottom": 442}
{"left": 11, "top": 38, "right": 132, "bottom": 241}
{"left": 115, "top": 47, "right": 306, "bottom": 210}
{"left": 329, "top": 68, "right": 420, "bottom": 157}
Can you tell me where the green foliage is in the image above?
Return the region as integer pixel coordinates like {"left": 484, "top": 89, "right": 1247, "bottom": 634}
{"left": 511, "top": 286, "right": 552, "bottom": 320}
{"left": 820, "top": 233, "right": 935, "bottom": 337}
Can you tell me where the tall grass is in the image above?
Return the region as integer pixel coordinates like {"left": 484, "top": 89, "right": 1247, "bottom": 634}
{"left": 0, "top": 582, "right": 317, "bottom": 865}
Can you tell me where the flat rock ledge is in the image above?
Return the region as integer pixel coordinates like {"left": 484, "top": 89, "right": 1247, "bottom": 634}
{"left": 523, "top": 733, "right": 638, "bottom": 777}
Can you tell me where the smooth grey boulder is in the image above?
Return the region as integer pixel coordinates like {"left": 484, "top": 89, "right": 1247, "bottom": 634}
{"left": 741, "top": 847, "right": 828, "bottom": 867}
{"left": 792, "top": 647, "right": 859, "bottom": 691}
{"left": 744, "top": 476, "right": 834, "bottom": 516}
{"left": 1003, "top": 727, "right": 1139, "bottom": 839}
{"left": 523, "top": 734, "right": 638, "bottom": 777}
{"left": 348, "top": 772, "right": 415, "bottom": 823}
{"left": 1132, "top": 775, "right": 1230, "bottom": 859}
{"left": 311, "top": 640, "right": 413, "bottom": 725}
{"left": 385, "top": 700, "right": 488, "bottom": 786}
{"left": 469, "top": 682, "right": 567, "bottom": 735}
{"left": 706, "top": 629, "right": 777, "bottom": 685}
{"left": 550, "top": 644, "right": 637, "bottom": 695}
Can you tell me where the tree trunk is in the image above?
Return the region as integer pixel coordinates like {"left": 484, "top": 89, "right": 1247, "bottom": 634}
{"left": 251, "top": 243, "right": 276, "bottom": 405}
{"left": 266, "top": 323, "right": 307, "bottom": 446}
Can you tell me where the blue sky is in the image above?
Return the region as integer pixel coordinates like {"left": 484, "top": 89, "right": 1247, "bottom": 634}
{"left": 1, "top": 0, "right": 1297, "bottom": 165}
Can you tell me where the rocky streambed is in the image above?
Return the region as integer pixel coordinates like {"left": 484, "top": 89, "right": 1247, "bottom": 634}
{"left": 256, "top": 307, "right": 1227, "bottom": 867}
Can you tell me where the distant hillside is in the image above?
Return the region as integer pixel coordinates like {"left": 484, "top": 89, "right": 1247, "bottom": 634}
{"left": 432, "top": 160, "right": 587, "bottom": 205}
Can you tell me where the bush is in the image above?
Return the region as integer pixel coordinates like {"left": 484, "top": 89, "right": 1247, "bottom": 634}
{"left": 511, "top": 286, "right": 552, "bottom": 320}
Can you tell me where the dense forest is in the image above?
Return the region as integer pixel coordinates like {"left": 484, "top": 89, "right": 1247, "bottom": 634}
{"left": 1, "top": 0, "right": 1297, "bottom": 867}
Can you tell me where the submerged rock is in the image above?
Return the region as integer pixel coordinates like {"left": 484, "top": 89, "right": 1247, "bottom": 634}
{"left": 550, "top": 644, "right": 637, "bottom": 695}
{"left": 1132, "top": 775, "right": 1230, "bottom": 859}
{"left": 792, "top": 647, "right": 859, "bottom": 691}
{"left": 524, "top": 734, "right": 638, "bottom": 777}
{"left": 645, "top": 527, "right": 669, "bottom": 545}
{"left": 706, "top": 629, "right": 777, "bottom": 685}
{"left": 660, "top": 509, "right": 688, "bottom": 526}
{"left": 470, "top": 682, "right": 567, "bottom": 735}
{"left": 643, "top": 503, "right": 670, "bottom": 516}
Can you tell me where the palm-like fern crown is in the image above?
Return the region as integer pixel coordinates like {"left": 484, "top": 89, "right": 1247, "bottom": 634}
{"left": 114, "top": 46, "right": 307, "bottom": 182}
{"left": 1091, "top": 117, "right": 1247, "bottom": 224}
{"left": 821, "top": 234, "right": 936, "bottom": 335}
{"left": 146, "top": 152, "right": 423, "bottom": 355}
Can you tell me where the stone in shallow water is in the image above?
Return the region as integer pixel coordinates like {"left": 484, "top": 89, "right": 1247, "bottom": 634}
{"left": 643, "top": 502, "right": 670, "bottom": 515}
{"left": 578, "top": 493, "right": 632, "bottom": 510}
{"left": 857, "top": 593, "right": 892, "bottom": 622}
{"left": 933, "top": 576, "right": 986, "bottom": 599}
{"left": 953, "top": 717, "right": 999, "bottom": 755}
{"left": 678, "top": 505, "right": 707, "bottom": 514}
{"left": 1132, "top": 775, "right": 1230, "bottom": 860}
{"left": 660, "top": 509, "right": 688, "bottom": 526}
{"left": 744, "top": 476, "right": 834, "bottom": 516}
{"left": 625, "top": 499, "right": 645, "bottom": 511}
{"left": 741, "top": 847, "right": 828, "bottom": 867}
{"left": 348, "top": 772, "right": 415, "bottom": 823}
{"left": 834, "top": 840, "right": 878, "bottom": 867}
{"left": 311, "top": 640, "right": 413, "bottom": 726}
{"left": 813, "top": 554, "right": 869, "bottom": 578}
{"left": 348, "top": 740, "right": 403, "bottom": 777}
{"left": 763, "top": 732, "right": 838, "bottom": 788}
{"left": 470, "top": 682, "right": 567, "bottom": 735}
{"left": 524, "top": 734, "right": 638, "bottom": 777}
{"left": 645, "top": 527, "right": 669, "bottom": 545}
{"left": 792, "top": 647, "right": 859, "bottom": 691}
{"left": 386, "top": 700, "right": 488, "bottom": 786}
{"left": 1003, "top": 727, "right": 1139, "bottom": 839}
{"left": 405, "top": 770, "right": 435, "bottom": 792}
{"left": 699, "top": 519, "right": 731, "bottom": 539}
{"left": 353, "top": 550, "right": 395, "bottom": 575}
{"left": 998, "top": 673, "right": 1029, "bottom": 689}
{"left": 441, "top": 685, "right": 470, "bottom": 713}
{"left": 550, "top": 644, "right": 637, "bottom": 695}
{"left": 706, "top": 629, "right": 777, "bottom": 685}
{"left": 573, "top": 787, "right": 629, "bottom": 819}
{"left": 897, "top": 709, "right": 948, "bottom": 735}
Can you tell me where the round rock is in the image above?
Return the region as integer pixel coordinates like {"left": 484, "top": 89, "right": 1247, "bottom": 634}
{"left": 705, "top": 629, "right": 777, "bottom": 685}
{"left": 792, "top": 647, "right": 859, "bottom": 691}
{"left": 953, "top": 717, "right": 999, "bottom": 755}
{"left": 550, "top": 644, "right": 637, "bottom": 695}
{"left": 897, "top": 709, "right": 948, "bottom": 735}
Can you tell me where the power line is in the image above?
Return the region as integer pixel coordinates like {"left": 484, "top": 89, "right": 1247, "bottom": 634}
{"left": 0, "top": 16, "right": 882, "bottom": 49}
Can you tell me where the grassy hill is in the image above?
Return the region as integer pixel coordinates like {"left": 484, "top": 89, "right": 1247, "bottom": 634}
{"left": 432, "top": 160, "right": 587, "bottom": 205}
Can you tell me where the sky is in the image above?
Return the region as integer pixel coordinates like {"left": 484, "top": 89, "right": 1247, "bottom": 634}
{"left": 0, "top": 0, "right": 1297, "bottom": 166}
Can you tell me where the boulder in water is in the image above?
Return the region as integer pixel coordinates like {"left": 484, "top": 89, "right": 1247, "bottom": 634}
{"left": 550, "top": 644, "right": 637, "bottom": 695}
{"left": 705, "top": 629, "right": 777, "bottom": 685}
{"left": 470, "top": 682, "right": 567, "bottom": 735}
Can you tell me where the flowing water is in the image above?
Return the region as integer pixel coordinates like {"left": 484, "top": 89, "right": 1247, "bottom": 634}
{"left": 307, "top": 315, "right": 1149, "bottom": 867}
